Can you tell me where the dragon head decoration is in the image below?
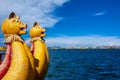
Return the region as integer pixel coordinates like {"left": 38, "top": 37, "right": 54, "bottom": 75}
{"left": 1, "top": 12, "right": 27, "bottom": 36}
{"left": 0, "top": 12, "right": 34, "bottom": 80}
{"left": 29, "top": 22, "right": 46, "bottom": 38}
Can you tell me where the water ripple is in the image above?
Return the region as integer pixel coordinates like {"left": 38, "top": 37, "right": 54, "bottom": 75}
{"left": 45, "top": 49, "right": 120, "bottom": 80}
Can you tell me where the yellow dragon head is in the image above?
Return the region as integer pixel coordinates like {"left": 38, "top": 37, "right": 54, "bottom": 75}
{"left": 1, "top": 12, "right": 27, "bottom": 36}
{"left": 29, "top": 22, "right": 46, "bottom": 38}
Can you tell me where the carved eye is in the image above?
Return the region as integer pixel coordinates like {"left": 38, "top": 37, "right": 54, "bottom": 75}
{"left": 15, "top": 19, "right": 19, "bottom": 22}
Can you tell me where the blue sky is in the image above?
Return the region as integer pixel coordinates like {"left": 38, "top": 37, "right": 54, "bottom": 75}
{"left": 0, "top": 0, "right": 120, "bottom": 47}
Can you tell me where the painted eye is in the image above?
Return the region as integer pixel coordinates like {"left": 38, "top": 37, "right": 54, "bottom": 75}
{"left": 15, "top": 19, "right": 19, "bottom": 22}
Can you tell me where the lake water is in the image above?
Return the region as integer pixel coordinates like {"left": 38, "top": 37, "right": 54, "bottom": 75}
{"left": 45, "top": 49, "right": 120, "bottom": 80}
{"left": 1, "top": 49, "right": 120, "bottom": 80}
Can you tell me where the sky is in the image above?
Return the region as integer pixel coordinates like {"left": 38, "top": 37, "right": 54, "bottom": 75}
{"left": 0, "top": 0, "right": 120, "bottom": 47}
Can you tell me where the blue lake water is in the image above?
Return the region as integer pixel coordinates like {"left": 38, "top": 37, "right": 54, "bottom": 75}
{"left": 1, "top": 49, "right": 120, "bottom": 80}
{"left": 45, "top": 49, "right": 120, "bottom": 80}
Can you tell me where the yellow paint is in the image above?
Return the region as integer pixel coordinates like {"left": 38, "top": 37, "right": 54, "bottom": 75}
{"left": 23, "top": 43, "right": 35, "bottom": 80}
{"left": 1, "top": 12, "right": 34, "bottom": 80}
{"left": 34, "top": 40, "right": 47, "bottom": 79}
{"left": 29, "top": 22, "right": 49, "bottom": 80}
{"left": 2, "top": 42, "right": 30, "bottom": 80}
{"left": 29, "top": 22, "right": 46, "bottom": 38}
{"left": 1, "top": 12, "right": 27, "bottom": 35}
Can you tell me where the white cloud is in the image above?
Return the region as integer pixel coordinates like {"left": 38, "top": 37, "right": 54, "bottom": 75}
{"left": 45, "top": 35, "right": 120, "bottom": 47}
{"left": 1, "top": 35, "right": 120, "bottom": 47}
{"left": 93, "top": 11, "right": 106, "bottom": 16}
{"left": 0, "top": 0, "right": 69, "bottom": 28}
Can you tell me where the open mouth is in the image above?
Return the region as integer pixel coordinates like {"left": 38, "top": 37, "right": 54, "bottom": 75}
{"left": 19, "top": 25, "right": 27, "bottom": 34}
{"left": 20, "top": 25, "right": 27, "bottom": 30}
{"left": 20, "top": 27, "right": 25, "bottom": 30}
{"left": 0, "top": 44, "right": 12, "bottom": 79}
{"left": 41, "top": 29, "right": 46, "bottom": 37}
{"left": 41, "top": 32, "right": 46, "bottom": 37}
{"left": 41, "top": 32, "right": 45, "bottom": 34}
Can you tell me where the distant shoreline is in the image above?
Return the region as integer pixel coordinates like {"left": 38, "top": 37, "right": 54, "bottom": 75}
{"left": 48, "top": 48, "right": 120, "bottom": 50}
{"left": 1, "top": 46, "right": 120, "bottom": 51}
{"left": 48, "top": 46, "right": 120, "bottom": 50}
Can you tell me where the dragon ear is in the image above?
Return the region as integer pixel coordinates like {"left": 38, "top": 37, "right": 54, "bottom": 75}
{"left": 9, "top": 12, "right": 16, "bottom": 19}
{"left": 33, "top": 22, "right": 39, "bottom": 26}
